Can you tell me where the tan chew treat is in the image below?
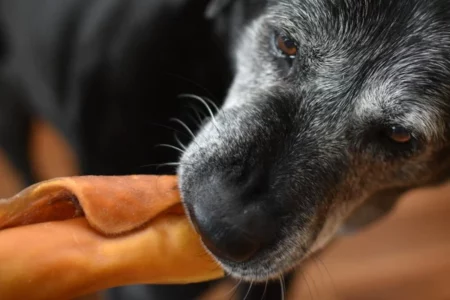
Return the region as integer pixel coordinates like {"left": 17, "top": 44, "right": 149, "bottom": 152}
{"left": 0, "top": 175, "right": 224, "bottom": 300}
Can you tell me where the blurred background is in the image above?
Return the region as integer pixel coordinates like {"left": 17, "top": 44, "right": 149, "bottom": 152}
{"left": 0, "top": 1, "right": 449, "bottom": 299}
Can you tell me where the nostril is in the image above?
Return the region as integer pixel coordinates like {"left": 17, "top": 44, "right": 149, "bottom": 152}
{"left": 200, "top": 226, "right": 262, "bottom": 263}
{"left": 239, "top": 166, "right": 270, "bottom": 203}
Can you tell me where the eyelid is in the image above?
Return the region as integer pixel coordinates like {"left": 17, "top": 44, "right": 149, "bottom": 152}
{"left": 274, "top": 29, "right": 296, "bottom": 42}
{"left": 270, "top": 24, "right": 294, "bottom": 37}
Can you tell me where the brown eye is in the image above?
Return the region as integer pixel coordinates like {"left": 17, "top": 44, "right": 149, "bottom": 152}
{"left": 275, "top": 34, "right": 298, "bottom": 57}
{"left": 387, "top": 126, "right": 412, "bottom": 143}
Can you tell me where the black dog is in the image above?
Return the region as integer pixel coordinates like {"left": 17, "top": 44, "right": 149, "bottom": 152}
{"left": 179, "top": 0, "right": 450, "bottom": 297}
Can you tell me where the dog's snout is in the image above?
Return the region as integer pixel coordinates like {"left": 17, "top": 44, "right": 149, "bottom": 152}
{"left": 188, "top": 202, "right": 276, "bottom": 263}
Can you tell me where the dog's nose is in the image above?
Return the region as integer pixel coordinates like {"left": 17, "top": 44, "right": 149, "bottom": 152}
{"left": 184, "top": 163, "right": 279, "bottom": 263}
{"left": 186, "top": 171, "right": 277, "bottom": 263}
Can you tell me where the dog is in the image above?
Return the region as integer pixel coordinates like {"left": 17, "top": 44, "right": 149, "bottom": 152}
{"left": 179, "top": 0, "right": 450, "bottom": 294}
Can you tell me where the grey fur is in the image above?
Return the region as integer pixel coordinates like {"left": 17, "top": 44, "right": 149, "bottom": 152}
{"left": 179, "top": 0, "right": 450, "bottom": 281}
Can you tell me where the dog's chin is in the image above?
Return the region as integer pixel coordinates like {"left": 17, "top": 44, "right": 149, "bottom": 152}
{"left": 217, "top": 257, "right": 305, "bottom": 282}
{"left": 221, "top": 265, "right": 296, "bottom": 283}
{"left": 204, "top": 244, "right": 309, "bottom": 282}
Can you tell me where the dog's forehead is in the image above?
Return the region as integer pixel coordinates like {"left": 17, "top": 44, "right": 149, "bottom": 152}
{"left": 262, "top": 0, "right": 450, "bottom": 120}
{"left": 267, "top": 0, "right": 450, "bottom": 57}
{"left": 271, "top": 0, "right": 450, "bottom": 28}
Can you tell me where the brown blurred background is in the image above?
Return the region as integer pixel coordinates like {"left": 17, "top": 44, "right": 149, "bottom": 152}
{"left": 1, "top": 119, "right": 449, "bottom": 300}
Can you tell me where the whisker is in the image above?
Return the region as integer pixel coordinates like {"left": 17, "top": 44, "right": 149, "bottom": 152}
{"left": 280, "top": 275, "right": 286, "bottom": 300}
{"left": 168, "top": 117, "right": 202, "bottom": 149}
{"left": 185, "top": 103, "right": 208, "bottom": 124}
{"left": 165, "top": 72, "right": 218, "bottom": 101}
{"left": 174, "top": 134, "right": 187, "bottom": 150}
{"left": 228, "top": 285, "right": 240, "bottom": 300}
{"left": 136, "top": 162, "right": 181, "bottom": 173}
{"left": 185, "top": 112, "right": 203, "bottom": 128}
{"left": 222, "top": 279, "right": 242, "bottom": 299}
{"left": 202, "top": 95, "right": 221, "bottom": 113}
{"left": 243, "top": 282, "right": 254, "bottom": 300}
{"left": 170, "top": 118, "right": 197, "bottom": 139}
{"left": 179, "top": 93, "right": 217, "bottom": 113}
{"left": 178, "top": 94, "right": 220, "bottom": 132}
{"left": 305, "top": 268, "right": 318, "bottom": 299}
{"left": 148, "top": 122, "right": 194, "bottom": 140}
{"left": 155, "top": 143, "right": 185, "bottom": 154}
{"left": 260, "top": 280, "right": 268, "bottom": 300}
{"left": 147, "top": 121, "right": 201, "bottom": 150}
{"left": 300, "top": 269, "right": 314, "bottom": 300}
{"left": 139, "top": 162, "right": 180, "bottom": 168}
{"left": 314, "top": 256, "right": 338, "bottom": 298}
{"left": 311, "top": 257, "right": 326, "bottom": 289}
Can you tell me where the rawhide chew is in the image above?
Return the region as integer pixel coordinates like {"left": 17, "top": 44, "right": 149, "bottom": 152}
{"left": 0, "top": 175, "right": 224, "bottom": 300}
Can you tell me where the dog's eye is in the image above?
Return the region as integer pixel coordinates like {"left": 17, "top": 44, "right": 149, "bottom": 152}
{"left": 365, "top": 124, "right": 419, "bottom": 157}
{"left": 274, "top": 33, "right": 298, "bottom": 58}
{"left": 386, "top": 126, "right": 412, "bottom": 143}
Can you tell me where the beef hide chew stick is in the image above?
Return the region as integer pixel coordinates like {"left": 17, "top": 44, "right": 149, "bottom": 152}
{"left": 0, "top": 175, "right": 224, "bottom": 300}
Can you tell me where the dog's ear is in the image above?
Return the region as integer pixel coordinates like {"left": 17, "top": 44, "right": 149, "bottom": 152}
{"left": 205, "top": 0, "right": 234, "bottom": 19}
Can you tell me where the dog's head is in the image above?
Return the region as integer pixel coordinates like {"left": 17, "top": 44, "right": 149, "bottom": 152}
{"left": 179, "top": 0, "right": 450, "bottom": 281}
